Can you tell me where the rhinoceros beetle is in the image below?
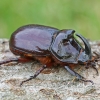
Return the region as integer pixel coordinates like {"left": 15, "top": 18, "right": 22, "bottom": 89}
{"left": 0, "top": 24, "right": 98, "bottom": 86}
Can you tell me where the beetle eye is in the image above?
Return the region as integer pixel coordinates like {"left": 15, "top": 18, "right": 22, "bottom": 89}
{"left": 62, "top": 39, "right": 68, "bottom": 45}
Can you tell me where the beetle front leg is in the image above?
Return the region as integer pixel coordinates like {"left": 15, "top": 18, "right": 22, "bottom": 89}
{"left": 90, "top": 62, "right": 99, "bottom": 76}
{"left": 64, "top": 66, "right": 94, "bottom": 84}
{"left": 91, "top": 65, "right": 99, "bottom": 76}
{"left": 20, "top": 65, "right": 47, "bottom": 86}
{"left": 65, "top": 66, "right": 83, "bottom": 80}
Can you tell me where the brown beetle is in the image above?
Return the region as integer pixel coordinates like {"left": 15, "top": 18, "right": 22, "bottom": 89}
{"left": 0, "top": 24, "right": 98, "bottom": 85}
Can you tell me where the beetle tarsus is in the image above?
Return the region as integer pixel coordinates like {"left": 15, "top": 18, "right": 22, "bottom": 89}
{"left": 81, "top": 79, "right": 94, "bottom": 85}
{"left": 20, "top": 65, "right": 47, "bottom": 86}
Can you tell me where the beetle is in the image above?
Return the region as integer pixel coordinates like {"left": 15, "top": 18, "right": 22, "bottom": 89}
{"left": 0, "top": 24, "right": 98, "bottom": 86}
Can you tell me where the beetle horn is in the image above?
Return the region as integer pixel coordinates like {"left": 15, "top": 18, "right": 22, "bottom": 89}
{"left": 76, "top": 34, "right": 92, "bottom": 59}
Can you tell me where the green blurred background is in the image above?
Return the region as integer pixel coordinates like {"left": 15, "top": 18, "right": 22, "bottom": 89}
{"left": 0, "top": 0, "right": 100, "bottom": 40}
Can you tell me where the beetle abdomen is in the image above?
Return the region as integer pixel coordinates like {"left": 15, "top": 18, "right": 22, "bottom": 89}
{"left": 9, "top": 24, "right": 59, "bottom": 57}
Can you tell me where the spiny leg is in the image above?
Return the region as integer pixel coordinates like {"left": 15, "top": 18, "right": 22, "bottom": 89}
{"left": 64, "top": 66, "right": 94, "bottom": 84}
{"left": 20, "top": 65, "right": 47, "bottom": 86}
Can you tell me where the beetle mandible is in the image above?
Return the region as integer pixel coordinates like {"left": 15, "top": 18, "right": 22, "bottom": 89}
{"left": 0, "top": 24, "right": 98, "bottom": 85}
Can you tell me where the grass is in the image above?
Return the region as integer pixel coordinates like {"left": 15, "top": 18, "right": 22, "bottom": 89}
{"left": 0, "top": 0, "right": 100, "bottom": 40}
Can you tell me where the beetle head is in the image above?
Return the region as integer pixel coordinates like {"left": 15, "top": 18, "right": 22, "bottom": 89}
{"left": 50, "top": 29, "right": 92, "bottom": 63}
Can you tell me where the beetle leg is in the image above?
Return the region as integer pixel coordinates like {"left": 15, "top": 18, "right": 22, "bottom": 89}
{"left": 92, "top": 66, "right": 99, "bottom": 76}
{"left": 0, "top": 58, "right": 19, "bottom": 65}
{"left": 91, "top": 62, "right": 99, "bottom": 76}
{"left": 0, "top": 57, "right": 33, "bottom": 66}
{"left": 85, "top": 62, "right": 99, "bottom": 76}
{"left": 65, "top": 66, "right": 84, "bottom": 80}
{"left": 81, "top": 79, "right": 94, "bottom": 84}
{"left": 20, "top": 65, "right": 47, "bottom": 86}
{"left": 64, "top": 66, "right": 94, "bottom": 84}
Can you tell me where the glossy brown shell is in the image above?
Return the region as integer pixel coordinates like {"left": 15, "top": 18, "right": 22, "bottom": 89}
{"left": 9, "top": 24, "right": 59, "bottom": 57}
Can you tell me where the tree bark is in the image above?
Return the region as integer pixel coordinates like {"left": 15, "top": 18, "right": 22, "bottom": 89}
{"left": 0, "top": 39, "right": 100, "bottom": 100}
